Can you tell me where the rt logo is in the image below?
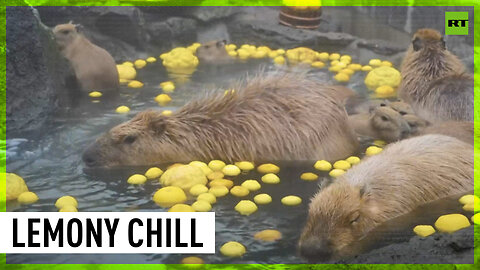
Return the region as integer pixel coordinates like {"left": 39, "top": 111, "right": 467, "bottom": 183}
{"left": 445, "top": 12, "right": 469, "bottom": 35}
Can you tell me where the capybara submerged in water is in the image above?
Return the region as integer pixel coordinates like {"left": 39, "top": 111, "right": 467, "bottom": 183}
{"left": 399, "top": 28, "right": 473, "bottom": 123}
{"left": 83, "top": 72, "right": 359, "bottom": 167}
{"left": 53, "top": 23, "right": 119, "bottom": 92}
{"left": 348, "top": 106, "right": 410, "bottom": 142}
{"left": 299, "top": 135, "right": 473, "bottom": 261}
{"left": 196, "top": 40, "right": 232, "bottom": 65}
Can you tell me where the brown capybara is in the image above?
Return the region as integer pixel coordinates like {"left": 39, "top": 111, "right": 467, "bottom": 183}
{"left": 398, "top": 28, "right": 473, "bottom": 123}
{"left": 299, "top": 134, "right": 473, "bottom": 261}
{"left": 82, "top": 72, "right": 359, "bottom": 167}
{"left": 53, "top": 23, "right": 119, "bottom": 92}
{"left": 196, "top": 40, "right": 232, "bottom": 65}
{"left": 403, "top": 114, "right": 429, "bottom": 134}
{"left": 380, "top": 100, "right": 414, "bottom": 116}
{"left": 404, "top": 115, "right": 474, "bottom": 145}
{"left": 348, "top": 106, "right": 411, "bottom": 142}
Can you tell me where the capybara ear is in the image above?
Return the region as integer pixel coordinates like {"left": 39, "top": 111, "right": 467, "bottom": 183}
{"left": 216, "top": 40, "right": 227, "bottom": 48}
{"left": 440, "top": 37, "right": 446, "bottom": 50}
{"left": 412, "top": 37, "right": 422, "bottom": 51}
{"left": 150, "top": 117, "right": 167, "bottom": 135}
{"left": 74, "top": 24, "right": 83, "bottom": 33}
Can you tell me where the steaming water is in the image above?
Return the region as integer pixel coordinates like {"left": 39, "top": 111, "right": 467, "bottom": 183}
{"left": 6, "top": 54, "right": 471, "bottom": 264}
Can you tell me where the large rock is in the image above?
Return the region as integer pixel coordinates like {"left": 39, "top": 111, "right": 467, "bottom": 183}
{"left": 6, "top": 6, "right": 74, "bottom": 136}
{"left": 146, "top": 17, "right": 197, "bottom": 49}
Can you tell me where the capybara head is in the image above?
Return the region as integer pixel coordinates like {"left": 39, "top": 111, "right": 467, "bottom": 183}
{"left": 379, "top": 100, "right": 414, "bottom": 116}
{"left": 53, "top": 22, "right": 80, "bottom": 50}
{"left": 411, "top": 28, "right": 445, "bottom": 52}
{"left": 403, "top": 114, "right": 429, "bottom": 134}
{"left": 196, "top": 40, "right": 230, "bottom": 63}
{"left": 299, "top": 180, "right": 374, "bottom": 261}
{"left": 82, "top": 110, "right": 194, "bottom": 167}
{"left": 370, "top": 106, "right": 411, "bottom": 142}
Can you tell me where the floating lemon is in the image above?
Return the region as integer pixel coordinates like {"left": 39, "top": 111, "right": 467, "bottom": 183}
{"left": 116, "top": 64, "right": 136, "bottom": 80}
{"left": 192, "top": 200, "right": 212, "bottom": 212}
{"left": 257, "top": 163, "right": 280, "bottom": 174}
{"left": 300, "top": 172, "right": 318, "bottom": 181}
{"left": 365, "top": 146, "right": 383, "bottom": 156}
{"left": 169, "top": 204, "right": 195, "bottom": 212}
{"left": 254, "top": 229, "right": 282, "bottom": 242}
{"left": 434, "top": 214, "right": 471, "bottom": 233}
{"left": 134, "top": 59, "right": 147, "bottom": 69}
{"left": 329, "top": 53, "right": 340, "bottom": 61}
{"left": 209, "top": 186, "right": 229, "bottom": 197}
{"left": 161, "top": 110, "right": 173, "bottom": 116}
{"left": 241, "top": 180, "right": 261, "bottom": 191}
{"left": 197, "top": 193, "right": 216, "bottom": 204}
{"left": 207, "top": 171, "right": 224, "bottom": 180}
{"left": 145, "top": 167, "right": 163, "bottom": 179}
{"left": 253, "top": 194, "right": 271, "bottom": 205}
{"left": 234, "top": 161, "right": 255, "bottom": 171}
{"left": 333, "top": 160, "right": 351, "bottom": 170}
{"left": 375, "top": 85, "right": 395, "bottom": 97}
{"left": 160, "top": 81, "right": 175, "bottom": 93}
{"left": 189, "top": 161, "right": 213, "bottom": 175}
{"left": 348, "top": 63, "right": 362, "bottom": 71}
{"left": 311, "top": 61, "right": 325, "bottom": 68}
{"left": 209, "top": 179, "right": 234, "bottom": 189}
{"left": 334, "top": 73, "right": 350, "bottom": 82}
{"left": 127, "top": 174, "right": 147, "bottom": 185}
{"left": 220, "top": 241, "right": 246, "bottom": 257}
{"left": 281, "top": 195, "right": 302, "bottom": 206}
{"left": 472, "top": 213, "right": 479, "bottom": 225}
{"left": 146, "top": 57, "right": 157, "bottom": 63}
{"left": 413, "top": 225, "right": 436, "bottom": 237}
{"left": 115, "top": 106, "right": 130, "bottom": 114}
{"left": 369, "top": 59, "right": 382, "bottom": 66}
{"left": 317, "top": 52, "right": 329, "bottom": 61}
{"left": 17, "top": 192, "right": 39, "bottom": 204}
{"left": 121, "top": 61, "right": 134, "bottom": 67}
{"left": 346, "top": 156, "right": 361, "bottom": 165}
{"left": 153, "top": 186, "right": 187, "bottom": 208}
{"left": 339, "top": 68, "right": 355, "bottom": 75}
{"left": 459, "top": 194, "right": 477, "bottom": 205}
{"left": 128, "top": 80, "right": 144, "bottom": 88}
{"left": 361, "top": 65, "right": 373, "bottom": 71}
{"left": 261, "top": 173, "right": 280, "bottom": 184}
{"left": 381, "top": 60, "right": 393, "bottom": 67}
{"left": 6, "top": 173, "right": 29, "bottom": 201}
{"left": 235, "top": 200, "right": 258, "bottom": 216}
{"left": 181, "top": 256, "right": 204, "bottom": 264}
{"left": 314, "top": 160, "right": 332, "bottom": 171}
{"left": 154, "top": 94, "right": 172, "bottom": 106}
{"left": 329, "top": 169, "right": 346, "bottom": 177}
{"left": 463, "top": 203, "right": 476, "bottom": 212}
{"left": 189, "top": 184, "right": 209, "bottom": 196}
{"left": 160, "top": 165, "right": 208, "bottom": 190}
{"left": 89, "top": 91, "right": 102, "bottom": 98}
{"left": 59, "top": 205, "right": 78, "bottom": 212}
{"left": 230, "top": 186, "right": 250, "bottom": 197}
{"left": 373, "top": 140, "right": 387, "bottom": 147}
{"left": 364, "top": 66, "right": 401, "bottom": 90}
{"left": 222, "top": 164, "right": 241, "bottom": 176}
{"left": 55, "top": 195, "right": 78, "bottom": 209}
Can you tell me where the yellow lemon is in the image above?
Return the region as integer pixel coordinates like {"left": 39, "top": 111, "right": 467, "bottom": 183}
{"left": 317, "top": 52, "right": 329, "bottom": 61}
{"left": 241, "top": 180, "right": 261, "bottom": 191}
{"left": 311, "top": 61, "right": 325, "bottom": 68}
{"left": 146, "top": 57, "right": 157, "bottom": 63}
{"left": 254, "top": 229, "right": 282, "bottom": 242}
{"left": 192, "top": 200, "right": 212, "bottom": 212}
{"left": 116, "top": 64, "right": 136, "bottom": 80}
{"left": 313, "top": 160, "right": 332, "bottom": 171}
{"left": 366, "top": 146, "right": 383, "bottom": 156}
{"left": 89, "top": 91, "right": 102, "bottom": 98}
{"left": 373, "top": 140, "right": 387, "bottom": 147}
{"left": 169, "top": 204, "right": 195, "bottom": 212}
{"left": 134, "top": 59, "right": 147, "bottom": 69}
{"left": 160, "top": 81, "right": 175, "bottom": 93}
{"left": 472, "top": 213, "right": 479, "bottom": 225}
{"left": 235, "top": 200, "right": 258, "bottom": 216}
{"left": 145, "top": 167, "right": 164, "bottom": 179}
{"left": 273, "top": 56, "right": 285, "bottom": 65}
{"left": 207, "top": 171, "right": 224, "bottom": 180}
{"left": 115, "top": 106, "right": 130, "bottom": 114}
{"left": 364, "top": 66, "right": 401, "bottom": 90}
{"left": 434, "top": 214, "right": 471, "bottom": 233}
{"left": 329, "top": 53, "right": 340, "bottom": 60}
{"left": 347, "top": 63, "right": 362, "bottom": 71}
{"left": 281, "top": 195, "right": 302, "bottom": 206}
{"left": 153, "top": 186, "right": 187, "bottom": 208}
{"left": 346, "top": 156, "right": 361, "bottom": 165}
{"left": 209, "top": 179, "right": 234, "bottom": 189}
{"left": 127, "top": 174, "right": 147, "bottom": 184}
{"left": 17, "top": 192, "right": 39, "bottom": 204}
{"left": 160, "top": 165, "right": 208, "bottom": 190}
{"left": 380, "top": 60, "right": 393, "bottom": 67}
{"left": 59, "top": 205, "right": 78, "bottom": 212}
{"left": 121, "top": 61, "right": 134, "bottom": 67}
{"left": 300, "top": 172, "right": 318, "bottom": 181}
{"left": 189, "top": 161, "right": 213, "bottom": 176}
{"left": 197, "top": 193, "right": 216, "bottom": 204}
{"left": 329, "top": 169, "right": 346, "bottom": 177}
{"left": 413, "top": 225, "right": 436, "bottom": 237}
{"left": 209, "top": 185, "right": 229, "bottom": 197}
{"left": 334, "top": 73, "right": 350, "bottom": 82}
{"left": 128, "top": 80, "right": 144, "bottom": 88}
{"left": 6, "top": 173, "right": 29, "bottom": 201}
{"left": 55, "top": 196, "right": 78, "bottom": 209}
{"left": 181, "top": 256, "right": 204, "bottom": 264}
{"left": 161, "top": 110, "right": 173, "bottom": 116}
{"left": 222, "top": 165, "right": 241, "bottom": 176}
{"left": 254, "top": 193, "right": 272, "bottom": 205}
{"left": 369, "top": 59, "right": 382, "bottom": 66}
{"left": 459, "top": 195, "right": 477, "bottom": 205}
{"left": 333, "top": 160, "right": 351, "bottom": 170}
{"left": 261, "top": 173, "right": 280, "bottom": 184}
{"left": 234, "top": 161, "right": 255, "bottom": 171}
{"left": 257, "top": 163, "right": 280, "bottom": 174}
{"left": 220, "top": 241, "right": 246, "bottom": 257}
{"left": 189, "top": 184, "right": 209, "bottom": 196}
{"left": 230, "top": 186, "right": 250, "bottom": 197}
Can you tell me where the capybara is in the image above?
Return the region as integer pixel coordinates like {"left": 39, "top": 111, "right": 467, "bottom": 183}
{"left": 404, "top": 115, "right": 474, "bottom": 145}
{"left": 398, "top": 28, "right": 473, "bottom": 122}
{"left": 82, "top": 72, "right": 359, "bottom": 167}
{"left": 348, "top": 106, "right": 411, "bottom": 142}
{"left": 381, "top": 100, "right": 414, "bottom": 116}
{"left": 53, "top": 23, "right": 119, "bottom": 92}
{"left": 196, "top": 40, "right": 232, "bottom": 65}
{"left": 299, "top": 135, "right": 473, "bottom": 261}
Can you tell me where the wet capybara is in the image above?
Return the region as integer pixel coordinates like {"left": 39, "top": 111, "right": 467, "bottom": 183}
{"left": 348, "top": 106, "right": 411, "bottom": 142}
{"left": 381, "top": 100, "right": 414, "bottom": 116}
{"left": 299, "top": 134, "right": 473, "bottom": 261}
{"left": 53, "top": 23, "right": 119, "bottom": 92}
{"left": 82, "top": 72, "right": 359, "bottom": 167}
{"left": 404, "top": 115, "right": 474, "bottom": 145}
{"left": 403, "top": 114, "right": 429, "bottom": 134}
{"left": 196, "top": 40, "right": 232, "bottom": 65}
{"left": 398, "top": 28, "right": 473, "bottom": 122}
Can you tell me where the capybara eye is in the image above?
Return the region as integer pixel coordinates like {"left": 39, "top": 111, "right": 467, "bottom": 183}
{"left": 61, "top": 30, "right": 70, "bottom": 35}
{"left": 381, "top": 116, "right": 389, "bottom": 121}
{"left": 412, "top": 37, "right": 422, "bottom": 51}
{"left": 124, "top": 135, "right": 136, "bottom": 144}
{"left": 399, "top": 111, "right": 407, "bottom": 115}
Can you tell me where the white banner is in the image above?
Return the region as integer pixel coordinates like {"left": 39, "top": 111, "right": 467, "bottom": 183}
{"left": 0, "top": 212, "right": 215, "bottom": 254}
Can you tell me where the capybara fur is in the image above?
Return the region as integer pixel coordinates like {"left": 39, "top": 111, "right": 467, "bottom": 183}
{"left": 53, "top": 23, "right": 119, "bottom": 92}
{"left": 82, "top": 72, "right": 359, "bottom": 167}
{"left": 299, "top": 135, "right": 473, "bottom": 261}
{"left": 196, "top": 40, "right": 232, "bottom": 65}
{"left": 399, "top": 28, "right": 473, "bottom": 123}
{"left": 381, "top": 100, "right": 414, "bottom": 116}
{"left": 405, "top": 115, "right": 474, "bottom": 145}
{"left": 348, "top": 106, "right": 411, "bottom": 142}
{"left": 403, "top": 114, "right": 429, "bottom": 134}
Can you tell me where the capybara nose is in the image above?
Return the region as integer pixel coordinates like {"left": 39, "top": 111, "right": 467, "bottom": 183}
{"left": 299, "top": 239, "right": 333, "bottom": 261}
{"left": 82, "top": 146, "right": 98, "bottom": 167}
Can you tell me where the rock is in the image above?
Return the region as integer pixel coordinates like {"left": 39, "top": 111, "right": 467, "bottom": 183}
{"left": 190, "top": 6, "right": 238, "bottom": 22}
{"left": 6, "top": 6, "right": 74, "bottom": 135}
{"left": 146, "top": 17, "right": 197, "bottom": 49}
{"left": 357, "top": 39, "right": 406, "bottom": 55}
